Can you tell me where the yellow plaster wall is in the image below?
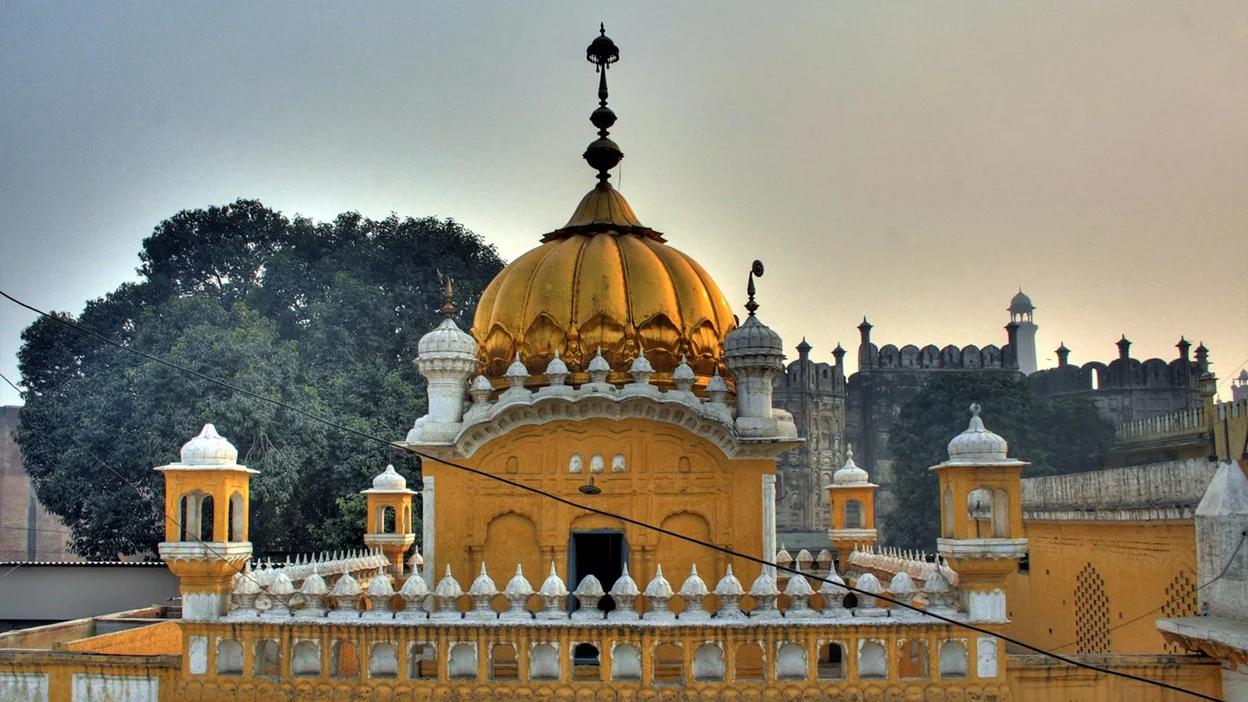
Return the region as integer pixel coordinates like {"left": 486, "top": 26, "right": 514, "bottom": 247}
{"left": 56, "top": 621, "right": 182, "bottom": 656}
{"left": 1005, "top": 519, "right": 1197, "bottom": 655}
{"left": 0, "top": 652, "right": 180, "bottom": 701}
{"left": 1008, "top": 654, "right": 1222, "bottom": 701}
{"left": 426, "top": 417, "right": 773, "bottom": 596}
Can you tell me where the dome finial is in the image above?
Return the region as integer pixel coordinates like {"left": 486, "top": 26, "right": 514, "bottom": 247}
{"left": 584, "top": 24, "right": 622, "bottom": 185}
{"left": 437, "top": 269, "right": 454, "bottom": 318}
{"left": 745, "top": 260, "right": 765, "bottom": 316}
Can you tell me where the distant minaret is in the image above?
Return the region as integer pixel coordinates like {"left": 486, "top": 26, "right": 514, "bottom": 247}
{"left": 1009, "top": 290, "right": 1038, "bottom": 375}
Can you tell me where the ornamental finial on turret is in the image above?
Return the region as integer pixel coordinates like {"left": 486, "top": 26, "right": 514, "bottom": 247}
{"left": 584, "top": 24, "right": 623, "bottom": 185}
{"left": 745, "top": 260, "right": 765, "bottom": 317}
{"left": 436, "top": 270, "right": 454, "bottom": 319}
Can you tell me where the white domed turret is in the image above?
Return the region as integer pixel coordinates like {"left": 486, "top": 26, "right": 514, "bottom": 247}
{"left": 723, "top": 262, "right": 793, "bottom": 438}
{"left": 408, "top": 279, "right": 479, "bottom": 443}
{"left": 947, "top": 404, "right": 1011, "bottom": 463}
{"left": 180, "top": 424, "right": 239, "bottom": 466}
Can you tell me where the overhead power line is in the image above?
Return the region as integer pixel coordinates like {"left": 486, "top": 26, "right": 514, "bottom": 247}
{"left": 0, "top": 289, "right": 1221, "bottom": 701}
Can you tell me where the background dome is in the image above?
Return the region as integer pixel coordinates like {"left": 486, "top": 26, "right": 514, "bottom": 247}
{"left": 471, "top": 184, "right": 736, "bottom": 386}
{"left": 1009, "top": 290, "right": 1034, "bottom": 313}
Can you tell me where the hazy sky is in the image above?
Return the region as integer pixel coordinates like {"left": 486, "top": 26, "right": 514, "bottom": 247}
{"left": 2, "top": 2, "right": 1246, "bottom": 407}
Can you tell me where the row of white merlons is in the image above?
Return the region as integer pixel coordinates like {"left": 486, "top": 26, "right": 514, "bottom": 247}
{"left": 226, "top": 556, "right": 961, "bottom": 623}
{"left": 461, "top": 350, "right": 739, "bottom": 425}
{"left": 242, "top": 550, "right": 392, "bottom": 589}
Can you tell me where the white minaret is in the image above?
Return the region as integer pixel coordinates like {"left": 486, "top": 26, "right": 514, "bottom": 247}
{"left": 1009, "top": 290, "right": 1038, "bottom": 375}
{"left": 406, "top": 276, "right": 478, "bottom": 443}
{"left": 723, "top": 261, "right": 787, "bottom": 438}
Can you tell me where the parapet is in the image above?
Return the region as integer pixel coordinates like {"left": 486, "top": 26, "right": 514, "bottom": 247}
{"left": 1019, "top": 459, "right": 1218, "bottom": 522}
{"left": 857, "top": 343, "right": 1015, "bottom": 373}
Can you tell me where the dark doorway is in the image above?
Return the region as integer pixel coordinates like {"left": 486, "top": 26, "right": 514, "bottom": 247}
{"left": 570, "top": 530, "right": 626, "bottom": 665}
{"left": 569, "top": 531, "right": 626, "bottom": 614}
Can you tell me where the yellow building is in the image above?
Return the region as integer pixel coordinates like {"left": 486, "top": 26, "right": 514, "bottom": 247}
{"left": 0, "top": 25, "right": 1233, "bottom": 702}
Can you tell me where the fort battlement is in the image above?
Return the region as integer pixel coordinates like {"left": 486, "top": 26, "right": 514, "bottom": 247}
{"left": 860, "top": 343, "right": 1015, "bottom": 373}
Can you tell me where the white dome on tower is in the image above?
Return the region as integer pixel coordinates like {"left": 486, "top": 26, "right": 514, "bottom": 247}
{"left": 180, "top": 424, "right": 238, "bottom": 466}
{"left": 417, "top": 316, "right": 477, "bottom": 358}
{"left": 832, "top": 446, "right": 870, "bottom": 485}
{"left": 947, "top": 404, "right": 1010, "bottom": 463}
{"left": 1009, "top": 290, "right": 1034, "bottom": 314}
{"left": 370, "top": 465, "right": 407, "bottom": 491}
{"left": 723, "top": 315, "right": 783, "bottom": 358}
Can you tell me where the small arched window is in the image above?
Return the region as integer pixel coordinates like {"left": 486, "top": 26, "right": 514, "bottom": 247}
{"left": 844, "top": 500, "right": 863, "bottom": 529}
{"left": 228, "top": 492, "right": 244, "bottom": 542}
{"left": 491, "top": 643, "right": 518, "bottom": 681}
{"left": 199, "top": 494, "right": 215, "bottom": 541}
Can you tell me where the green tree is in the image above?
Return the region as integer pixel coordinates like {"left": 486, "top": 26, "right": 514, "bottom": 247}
{"left": 15, "top": 200, "right": 503, "bottom": 558}
{"left": 886, "top": 373, "right": 1115, "bottom": 549}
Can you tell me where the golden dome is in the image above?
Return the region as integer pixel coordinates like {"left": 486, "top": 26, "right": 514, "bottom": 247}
{"left": 472, "top": 183, "right": 737, "bottom": 386}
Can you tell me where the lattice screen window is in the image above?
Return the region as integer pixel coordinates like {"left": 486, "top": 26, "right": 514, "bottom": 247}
{"left": 1074, "top": 563, "right": 1110, "bottom": 654}
{"left": 1159, "top": 572, "right": 1198, "bottom": 653}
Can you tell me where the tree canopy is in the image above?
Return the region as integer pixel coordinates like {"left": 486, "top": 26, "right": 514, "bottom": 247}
{"left": 885, "top": 372, "right": 1115, "bottom": 549}
{"left": 15, "top": 199, "right": 504, "bottom": 558}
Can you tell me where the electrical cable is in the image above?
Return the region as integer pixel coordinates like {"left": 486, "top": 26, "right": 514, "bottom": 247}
{"left": 1048, "top": 531, "right": 1246, "bottom": 655}
{"left": 0, "top": 289, "right": 1222, "bottom": 701}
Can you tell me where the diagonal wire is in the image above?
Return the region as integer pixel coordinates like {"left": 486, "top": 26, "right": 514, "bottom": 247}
{"left": 0, "top": 289, "right": 1221, "bottom": 701}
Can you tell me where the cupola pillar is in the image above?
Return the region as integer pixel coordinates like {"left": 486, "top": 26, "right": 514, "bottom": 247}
{"left": 723, "top": 261, "right": 792, "bottom": 438}
{"left": 157, "top": 424, "right": 259, "bottom": 621}
{"left": 362, "top": 465, "right": 418, "bottom": 578}
{"left": 825, "top": 446, "right": 878, "bottom": 566}
{"left": 931, "top": 405, "right": 1028, "bottom": 624}
{"left": 408, "top": 275, "right": 479, "bottom": 443}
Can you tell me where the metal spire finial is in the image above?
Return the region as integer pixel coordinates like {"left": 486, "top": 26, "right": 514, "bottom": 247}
{"left": 583, "top": 24, "right": 623, "bottom": 185}
{"left": 745, "top": 260, "right": 765, "bottom": 317}
{"left": 436, "top": 270, "right": 454, "bottom": 318}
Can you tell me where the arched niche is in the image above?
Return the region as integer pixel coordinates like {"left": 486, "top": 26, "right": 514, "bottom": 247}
{"left": 483, "top": 512, "right": 541, "bottom": 611}
{"left": 655, "top": 511, "right": 714, "bottom": 613}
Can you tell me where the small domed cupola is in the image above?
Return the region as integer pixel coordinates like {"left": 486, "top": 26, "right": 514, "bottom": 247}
{"left": 832, "top": 446, "right": 870, "bottom": 485}
{"left": 946, "top": 403, "right": 1010, "bottom": 464}
{"left": 180, "top": 424, "right": 239, "bottom": 466}
{"left": 369, "top": 465, "right": 408, "bottom": 492}
{"left": 1009, "top": 289, "right": 1034, "bottom": 314}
